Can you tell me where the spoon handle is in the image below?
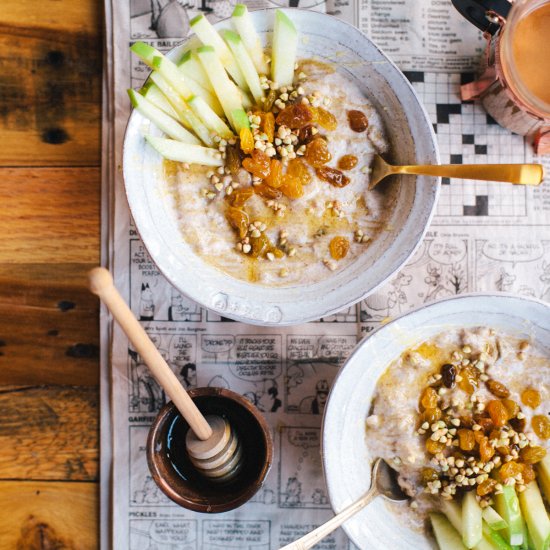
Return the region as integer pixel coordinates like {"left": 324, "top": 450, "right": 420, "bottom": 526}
{"left": 393, "top": 163, "right": 543, "bottom": 185}
{"left": 278, "top": 488, "right": 378, "bottom": 550}
{"left": 88, "top": 267, "right": 213, "bottom": 441}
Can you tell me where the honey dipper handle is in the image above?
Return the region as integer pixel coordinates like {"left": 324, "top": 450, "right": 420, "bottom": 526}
{"left": 88, "top": 267, "right": 212, "bottom": 441}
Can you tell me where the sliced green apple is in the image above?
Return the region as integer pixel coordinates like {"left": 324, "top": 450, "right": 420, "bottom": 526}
{"left": 430, "top": 513, "right": 467, "bottom": 550}
{"left": 518, "top": 481, "right": 550, "bottom": 550}
{"left": 130, "top": 41, "right": 160, "bottom": 67}
{"left": 482, "top": 522, "right": 513, "bottom": 550}
{"left": 463, "top": 491, "right": 483, "bottom": 549}
{"left": 271, "top": 10, "right": 297, "bottom": 87}
{"left": 140, "top": 81, "right": 179, "bottom": 119}
{"left": 538, "top": 455, "right": 550, "bottom": 502}
{"left": 483, "top": 507, "right": 508, "bottom": 532}
{"left": 196, "top": 45, "right": 245, "bottom": 132}
{"left": 190, "top": 13, "right": 248, "bottom": 91}
{"left": 495, "top": 485, "right": 524, "bottom": 547}
{"left": 128, "top": 89, "right": 200, "bottom": 145}
{"left": 187, "top": 95, "right": 233, "bottom": 139}
{"left": 145, "top": 136, "right": 223, "bottom": 166}
{"left": 149, "top": 72, "right": 214, "bottom": 146}
{"left": 223, "top": 30, "right": 264, "bottom": 104}
{"left": 231, "top": 4, "right": 268, "bottom": 75}
{"left": 230, "top": 108, "right": 250, "bottom": 134}
{"left": 177, "top": 50, "right": 213, "bottom": 91}
{"left": 151, "top": 55, "right": 223, "bottom": 116}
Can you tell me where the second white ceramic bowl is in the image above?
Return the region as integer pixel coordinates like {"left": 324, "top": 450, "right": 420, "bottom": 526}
{"left": 322, "top": 293, "right": 550, "bottom": 549}
{"left": 123, "top": 9, "right": 439, "bottom": 325}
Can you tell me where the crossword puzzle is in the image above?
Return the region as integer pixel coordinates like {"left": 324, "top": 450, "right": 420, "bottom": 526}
{"left": 403, "top": 71, "right": 531, "bottom": 219}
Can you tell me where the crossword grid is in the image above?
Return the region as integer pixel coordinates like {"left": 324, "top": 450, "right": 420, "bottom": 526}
{"left": 404, "top": 71, "right": 529, "bottom": 218}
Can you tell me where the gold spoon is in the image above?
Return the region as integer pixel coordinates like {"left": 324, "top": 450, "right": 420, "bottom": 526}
{"left": 279, "top": 458, "right": 407, "bottom": 550}
{"left": 368, "top": 154, "right": 544, "bottom": 190}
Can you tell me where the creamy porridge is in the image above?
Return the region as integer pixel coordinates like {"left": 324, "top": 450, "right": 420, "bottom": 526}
{"left": 166, "top": 60, "right": 397, "bottom": 286}
{"left": 365, "top": 327, "right": 550, "bottom": 531}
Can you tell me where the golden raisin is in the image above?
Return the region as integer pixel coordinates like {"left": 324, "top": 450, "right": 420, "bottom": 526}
{"left": 329, "top": 236, "right": 350, "bottom": 260}
{"left": 520, "top": 445, "right": 546, "bottom": 464}
{"left": 420, "top": 407, "right": 442, "bottom": 425}
{"left": 242, "top": 149, "right": 271, "bottom": 179}
{"left": 477, "top": 478, "right": 497, "bottom": 496}
{"left": 458, "top": 429, "right": 476, "bottom": 451}
{"left": 348, "top": 109, "right": 369, "bottom": 132}
{"left": 259, "top": 111, "right": 275, "bottom": 142}
{"left": 276, "top": 103, "right": 314, "bottom": 129}
{"left": 502, "top": 399, "right": 520, "bottom": 419}
{"left": 264, "top": 159, "right": 283, "bottom": 188}
{"left": 458, "top": 365, "right": 479, "bottom": 394}
{"left": 313, "top": 106, "right": 338, "bottom": 131}
{"left": 338, "top": 155, "right": 359, "bottom": 171}
{"left": 227, "top": 188, "right": 254, "bottom": 207}
{"left": 420, "top": 387, "right": 438, "bottom": 410}
{"left": 287, "top": 158, "right": 312, "bottom": 186}
{"left": 225, "top": 144, "right": 242, "bottom": 174}
{"left": 298, "top": 124, "right": 316, "bottom": 144}
{"left": 279, "top": 175, "right": 304, "bottom": 199}
{"left": 254, "top": 184, "right": 282, "bottom": 200}
{"left": 499, "top": 460, "right": 522, "bottom": 481}
{"left": 263, "top": 88, "right": 277, "bottom": 112}
{"left": 521, "top": 463, "right": 536, "bottom": 483}
{"left": 532, "top": 415, "right": 550, "bottom": 439}
{"left": 305, "top": 138, "right": 332, "bottom": 168}
{"left": 249, "top": 233, "right": 270, "bottom": 258}
{"left": 479, "top": 436, "right": 495, "bottom": 462}
{"left": 426, "top": 439, "right": 446, "bottom": 455}
{"left": 509, "top": 417, "right": 526, "bottom": 432}
{"left": 476, "top": 417, "right": 494, "bottom": 433}
{"left": 486, "top": 380, "right": 510, "bottom": 398}
{"left": 521, "top": 388, "right": 541, "bottom": 408}
{"left": 487, "top": 400, "right": 508, "bottom": 427}
{"left": 316, "top": 166, "right": 350, "bottom": 188}
{"left": 239, "top": 127, "right": 254, "bottom": 154}
{"left": 421, "top": 468, "right": 439, "bottom": 484}
{"left": 225, "top": 207, "right": 249, "bottom": 239}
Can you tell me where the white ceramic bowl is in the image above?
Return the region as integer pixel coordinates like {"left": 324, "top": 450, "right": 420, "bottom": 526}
{"left": 123, "top": 9, "right": 439, "bottom": 325}
{"left": 322, "top": 293, "right": 550, "bottom": 549}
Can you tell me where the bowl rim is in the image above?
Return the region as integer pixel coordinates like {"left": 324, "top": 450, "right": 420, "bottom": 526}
{"left": 122, "top": 8, "right": 441, "bottom": 325}
{"left": 321, "top": 291, "right": 550, "bottom": 547}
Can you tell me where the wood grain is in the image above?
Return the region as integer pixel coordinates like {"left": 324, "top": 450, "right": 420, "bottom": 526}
{"left": 0, "top": 264, "right": 100, "bottom": 386}
{"left": 0, "top": 386, "right": 98, "bottom": 481}
{"left": 0, "top": 480, "right": 98, "bottom": 550}
{"left": 0, "top": 17, "right": 102, "bottom": 166}
{"left": 0, "top": 168, "right": 100, "bottom": 263}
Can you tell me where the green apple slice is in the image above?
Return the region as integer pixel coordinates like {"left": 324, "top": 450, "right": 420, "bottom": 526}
{"left": 145, "top": 136, "right": 222, "bottom": 166}
{"left": 495, "top": 485, "right": 524, "bottom": 546}
{"left": 196, "top": 46, "right": 245, "bottom": 132}
{"left": 187, "top": 95, "right": 233, "bottom": 139}
{"left": 231, "top": 4, "right": 269, "bottom": 75}
{"left": 149, "top": 72, "right": 213, "bottom": 147}
{"left": 538, "top": 455, "right": 550, "bottom": 502}
{"left": 230, "top": 108, "right": 250, "bottom": 134}
{"left": 463, "top": 491, "right": 483, "bottom": 549}
{"left": 482, "top": 522, "right": 513, "bottom": 550}
{"left": 519, "top": 481, "right": 550, "bottom": 550}
{"left": 151, "top": 55, "right": 223, "bottom": 116}
{"left": 177, "top": 50, "right": 213, "bottom": 92}
{"left": 271, "top": 10, "right": 298, "bottom": 87}
{"left": 430, "top": 513, "right": 467, "bottom": 550}
{"left": 190, "top": 13, "right": 248, "bottom": 91}
{"left": 140, "top": 81, "right": 179, "bottom": 119}
{"left": 223, "top": 30, "right": 264, "bottom": 104}
{"left": 130, "top": 41, "right": 160, "bottom": 67}
{"left": 483, "top": 507, "right": 508, "bottom": 532}
{"left": 128, "top": 89, "right": 200, "bottom": 145}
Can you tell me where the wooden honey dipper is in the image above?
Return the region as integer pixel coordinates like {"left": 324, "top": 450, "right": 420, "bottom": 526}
{"left": 88, "top": 267, "right": 243, "bottom": 483}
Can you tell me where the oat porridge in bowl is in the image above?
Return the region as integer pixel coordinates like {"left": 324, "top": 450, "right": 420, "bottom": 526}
{"left": 123, "top": 8, "right": 439, "bottom": 324}
{"left": 322, "top": 294, "right": 550, "bottom": 549}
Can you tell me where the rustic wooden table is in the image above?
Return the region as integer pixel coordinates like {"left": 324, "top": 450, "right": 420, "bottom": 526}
{"left": 0, "top": 1, "right": 101, "bottom": 547}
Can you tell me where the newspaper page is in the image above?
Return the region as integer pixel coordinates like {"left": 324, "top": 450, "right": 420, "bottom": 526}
{"left": 102, "top": 0, "right": 550, "bottom": 548}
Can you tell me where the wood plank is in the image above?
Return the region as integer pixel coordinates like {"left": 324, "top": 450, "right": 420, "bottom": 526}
{"left": 0, "top": 264, "right": 100, "bottom": 386}
{"left": 0, "top": 386, "right": 98, "bottom": 481}
{"left": 0, "top": 20, "right": 102, "bottom": 166}
{"left": 1, "top": 0, "right": 101, "bottom": 35}
{"left": 0, "top": 168, "right": 100, "bottom": 263}
{"left": 0, "top": 480, "right": 98, "bottom": 550}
